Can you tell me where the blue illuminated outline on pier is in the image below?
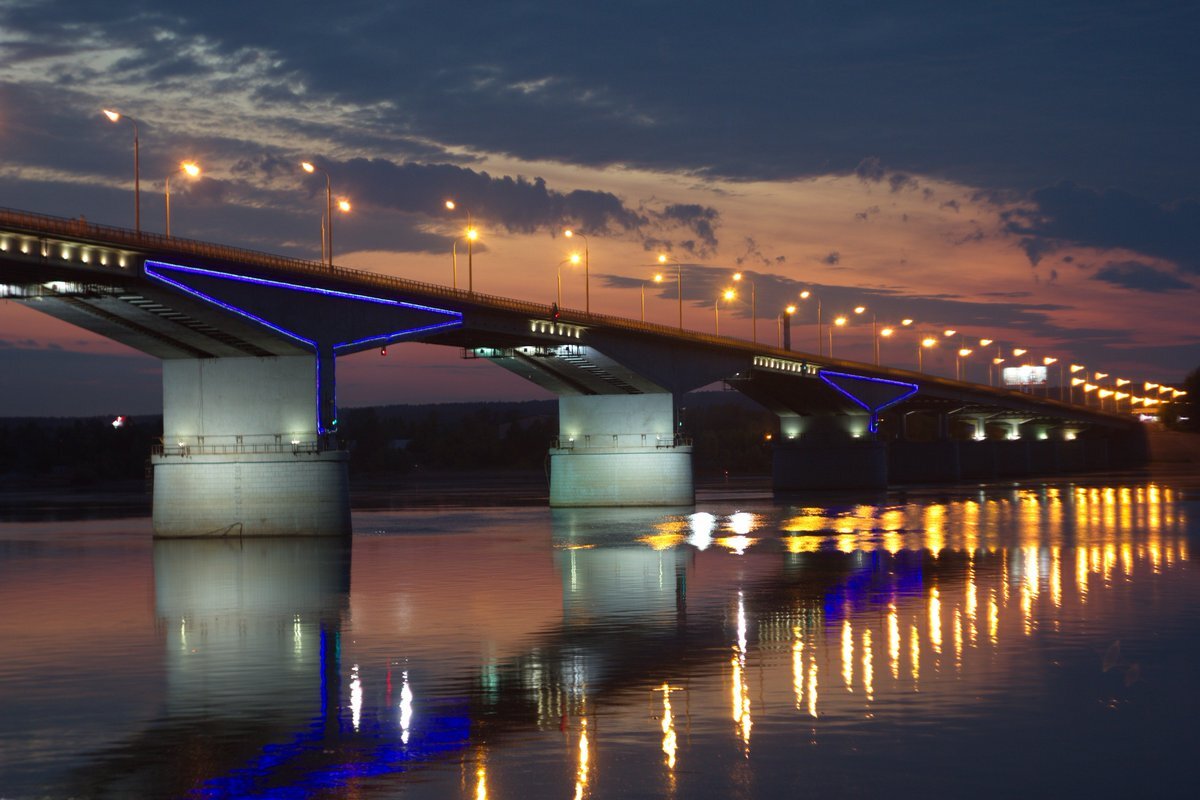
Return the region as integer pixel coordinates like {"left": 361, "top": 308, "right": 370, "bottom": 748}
{"left": 144, "top": 260, "right": 463, "bottom": 433}
{"left": 819, "top": 370, "right": 919, "bottom": 433}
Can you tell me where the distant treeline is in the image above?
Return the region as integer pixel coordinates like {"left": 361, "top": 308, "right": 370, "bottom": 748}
{"left": 0, "top": 393, "right": 776, "bottom": 486}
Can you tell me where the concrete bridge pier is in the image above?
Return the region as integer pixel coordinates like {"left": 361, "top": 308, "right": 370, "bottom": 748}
{"left": 151, "top": 356, "right": 351, "bottom": 538}
{"left": 772, "top": 413, "right": 888, "bottom": 492}
{"left": 549, "top": 393, "right": 693, "bottom": 507}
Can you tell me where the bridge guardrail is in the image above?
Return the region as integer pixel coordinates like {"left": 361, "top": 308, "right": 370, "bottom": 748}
{"left": 152, "top": 438, "right": 331, "bottom": 457}
{"left": 552, "top": 434, "right": 693, "bottom": 450}
{"left": 0, "top": 206, "right": 787, "bottom": 353}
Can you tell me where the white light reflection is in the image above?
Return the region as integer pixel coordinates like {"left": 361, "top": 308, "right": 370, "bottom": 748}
{"left": 687, "top": 512, "right": 716, "bottom": 550}
{"left": 399, "top": 670, "right": 413, "bottom": 744}
{"left": 841, "top": 619, "right": 854, "bottom": 692}
{"left": 350, "top": 664, "right": 363, "bottom": 732}
{"left": 792, "top": 629, "right": 804, "bottom": 709}
{"left": 731, "top": 592, "right": 752, "bottom": 747}
{"left": 862, "top": 628, "right": 874, "bottom": 701}
{"left": 888, "top": 603, "right": 900, "bottom": 680}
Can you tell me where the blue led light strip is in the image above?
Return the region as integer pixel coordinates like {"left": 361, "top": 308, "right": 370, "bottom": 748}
{"left": 819, "top": 370, "right": 919, "bottom": 433}
{"left": 145, "top": 260, "right": 463, "bottom": 433}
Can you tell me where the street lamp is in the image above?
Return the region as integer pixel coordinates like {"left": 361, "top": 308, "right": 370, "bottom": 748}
{"left": 641, "top": 272, "right": 665, "bottom": 323}
{"left": 1071, "top": 365, "right": 1086, "bottom": 403}
{"left": 657, "top": 254, "right": 683, "bottom": 330}
{"left": 1043, "top": 357, "right": 1062, "bottom": 400}
{"left": 829, "top": 315, "right": 848, "bottom": 358}
{"left": 716, "top": 288, "right": 735, "bottom": 335}
{"left": 956, "top": 347, "right": 974, "bottom": 381}
{"left": 992, "top": 357, "right": 1006, "bottom": 386}
{"left": 301, "top": 161, "right": 340, "bottom": 267}
{"left": 918, "top": 336, "right": 938, "bottom": 372}
{"left": 779, "top": 304, "right": 797, "bottom": 349}
{"left": 879, "top": 326, "right": 895, "bottom": 363}
{"left": 556, "top": 253, "right": 581, "bottom": 308}
{"left": 732, "top": 272, "right": 757, "bottom": 343}
{"left": 799, "top": 290, "right": 822, "bottom": 355}
{"left": 852, "top": 305, "right": 880, "bottom": 364}
{"left": 564, "top": 229, "right": 589, "bottom": 314}
{"left": 445, "top": 200, "right": 479, "bottom": 292}
{"left": 102, "top": 109, "right": 140, "bottom": 234}
{"left": 165, "top": 161, "right": 201, "bottom": 239}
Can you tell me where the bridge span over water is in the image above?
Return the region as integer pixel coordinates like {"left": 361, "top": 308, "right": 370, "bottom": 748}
{"left": 0, "top": 208, "right": 1144, "bottom": 536}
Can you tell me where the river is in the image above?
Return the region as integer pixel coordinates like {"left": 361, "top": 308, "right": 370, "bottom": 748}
{"left": 1, "top": 472, "right": 1197, "bottom": 799}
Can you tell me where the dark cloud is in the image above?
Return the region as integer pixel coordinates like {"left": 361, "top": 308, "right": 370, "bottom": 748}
{"left": 4, "top": 1, "right": 1199, "bottom": 200}
{"left": 889, "top": 173, "right": 919, "bottom": 193}
{"left": 1092, "top": 261, "right": 1192, "bottom": 293}
{"left": 1007, "top": 182, "right": 1200, "bottom": 273}
{"left": 654, "top": 204, "right": 720, "bottom": 253}
{"left": 821, "top": 252, "right": 841, "bottom": 265}
{"left": 855, "top": 157, "right": 886, "bottom": 183}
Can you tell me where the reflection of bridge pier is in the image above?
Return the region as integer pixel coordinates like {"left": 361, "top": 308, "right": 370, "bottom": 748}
{"left": 65, "top": 537, "right": 351, "bottom": 796}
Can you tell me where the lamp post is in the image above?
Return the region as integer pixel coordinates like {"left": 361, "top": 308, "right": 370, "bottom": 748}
{"left": 716, "top": 288, "right": 735, "bottom": 335}
{"left": 1043, "top": 357, "right": 1061, "bottom": 400}
{"left": 445, "top": 200, "right": 477, "bottom": 292}
{"left": 641, "top": 273, "right": 664, "bottom": 323}
{"left": 991, "top": 357, "right": 1006, "bottom": 387}
{"left": 564, "top": 229, "right": 589, "bottom": 314}
{"left": 799, "top": 290, "right": 822, "bottom": 355}
{"left": 878, "top": 325, "right": 895, "bottom": 363}
{"left": 779, "top": 304, "right": 797, "bottom": 349}
{"left": 1070, "top": 365, "right": 1086, "bottom": 403}
{"left": 301, "top": 161, "right": 337, "bottom": 267}
{"left": 829, "top": 315, "right": 848, "bottom": 358}
{"left": 732, "top": 272, "right": 757, "bottom": 343}
{"left": 557, "top": 254, "right": 580, "bottom": 308}
{"left": 657, "top": 254, "right": 682, "bottom": 330}
{"left": 851, "top": 305, "right": 877, "bottom": 363}
{"left": 164, "top": 161, "right": 201, "bottom": 239}
{"left": 918, "top": 336, "right": 938, "bottom": 372}
{"left": 956, "top": 348, "right": 974, "bottom": 381}
{"left": 102, "top": 109, "right": 140, "bottom": 234}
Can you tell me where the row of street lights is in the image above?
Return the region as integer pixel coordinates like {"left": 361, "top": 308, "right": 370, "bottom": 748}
{"left": 101, "top": 108, "right": 351, "bottom": 265}
{"left": 97, "top": 110, "right": 1182, "bottom": 407}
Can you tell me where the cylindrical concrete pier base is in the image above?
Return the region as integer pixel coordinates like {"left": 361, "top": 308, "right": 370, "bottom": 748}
{"left": 151, "top": 450, "right": 351, "bottom": 538}
{"left": 549, "top": 446, "right": 694, "bottom": 507}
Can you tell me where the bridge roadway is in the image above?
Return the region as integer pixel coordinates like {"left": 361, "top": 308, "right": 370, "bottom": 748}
{"left": 0, "top": 207, "right": 1144, "bottom": 536}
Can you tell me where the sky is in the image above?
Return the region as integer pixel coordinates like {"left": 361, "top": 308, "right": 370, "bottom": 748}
{"left": 1, "top": 0, "right": 1197, "bottom": 416}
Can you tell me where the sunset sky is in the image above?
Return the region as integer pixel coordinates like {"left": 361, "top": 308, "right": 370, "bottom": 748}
{"left": 1, "top": 0, "right": 1197, "bottom": 416}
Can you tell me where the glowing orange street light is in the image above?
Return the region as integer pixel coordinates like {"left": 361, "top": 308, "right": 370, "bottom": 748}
{"left": 829, "top": 315, "right": 848, "bottom": 358}
{"left": 715, "top": 288, "right": 736, "bottom": 335}
{"left": 564, "top": 229, "right": 590, "bottom": 313}
{"left": 778, "top": 303, "right": 797, "bottom": 349}
{"left": 956, "top": 347, "right": 974, "bottom": 381}
{"left": 656, "top": 254, "right": 684, "bottom": 329}
{"left": 732, "top": 272, "right": 757, "bottom": 343}
{"left": 919, "top": 336, "right": 938, "bottom": 372}
{"left": 445, "top": 200, "right": 479, "bottom": 292}
{"left": 164, "top": 160, "right": 201, "bottom": 239}
{"left": 800, "top": 290, "right": 823, "bottom": 356}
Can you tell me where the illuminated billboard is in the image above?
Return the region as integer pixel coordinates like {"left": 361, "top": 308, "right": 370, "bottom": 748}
{"left": 1003, "top": 365, "right": 1047, "bottom": 386}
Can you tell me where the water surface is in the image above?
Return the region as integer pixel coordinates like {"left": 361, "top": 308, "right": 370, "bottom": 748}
{"left": 1, "top": 477, "right": 1197, "bottom": 798}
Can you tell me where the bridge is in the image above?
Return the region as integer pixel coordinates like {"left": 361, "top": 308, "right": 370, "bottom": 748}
{"left": 0, "top": 207, "right": 1145, "bottom": 537}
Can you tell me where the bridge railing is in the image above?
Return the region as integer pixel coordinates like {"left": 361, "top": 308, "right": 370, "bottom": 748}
{"left": 152, "top": 438, "right": 330, "bottom": 457}
{"left": 552, "top": 434, "right": 693, "bottom": 450}
{"left": 0, "top": 205, "right": 790, "bottom": 354}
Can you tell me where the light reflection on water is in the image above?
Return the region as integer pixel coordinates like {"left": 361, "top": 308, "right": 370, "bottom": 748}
{"left": 0, "top": 480, "right": 1196, "bottom": 799}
